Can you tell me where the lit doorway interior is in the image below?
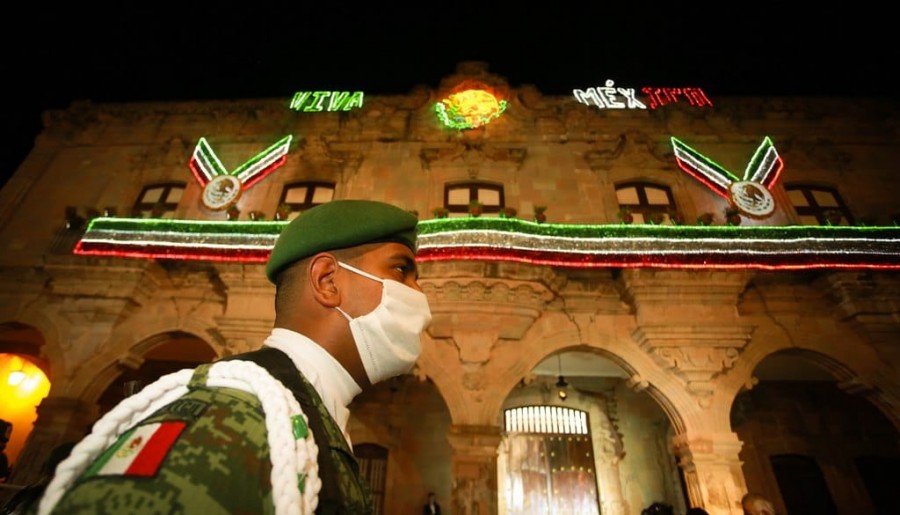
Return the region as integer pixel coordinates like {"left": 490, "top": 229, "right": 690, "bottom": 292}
{"left": 501, "top": 405, "right": 600, "bottom": 514}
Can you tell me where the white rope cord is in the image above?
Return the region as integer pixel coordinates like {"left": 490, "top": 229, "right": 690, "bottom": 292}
{"left": 38, "top": 361, "right": 320, "bottom": 515}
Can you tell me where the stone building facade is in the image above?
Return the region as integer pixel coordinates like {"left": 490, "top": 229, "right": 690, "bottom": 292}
{"left": 1, "top": 62, "right": 898, "bottom": 514}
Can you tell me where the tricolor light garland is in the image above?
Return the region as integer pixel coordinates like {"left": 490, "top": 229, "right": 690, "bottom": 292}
{"left": 671, "top": 136, "right": 783, "bottom": 199}
{"left": 672, "top": 136, "right": 783, "bottom": 219}
{"left": 189, "top": 135, "right": 293, "bottom": 190}
{"left": 73, "top": 217, "right": 900, "bottom": 270}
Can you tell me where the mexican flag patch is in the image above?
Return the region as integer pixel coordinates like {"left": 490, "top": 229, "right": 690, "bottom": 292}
{"left": 86, "top": 421, "right": 186, "bottom": 477}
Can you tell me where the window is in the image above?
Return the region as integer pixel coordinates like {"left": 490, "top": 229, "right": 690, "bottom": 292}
{"left": 278, "top": 181, "right": 335, "bottom": 220}
{"left": 785, "top": 184, "right": 854, "bottom": 225}
{"left": 133, "top": 182, "right": 185, "bottom": 218}
{"left": 615, "top": 182, "right": 675, "bottom": 224}
{"left": 354, "top": 443, "right": 388, "bottom": 515}
{"left": 444, "top": 182, "right": 504, "bottom": 217}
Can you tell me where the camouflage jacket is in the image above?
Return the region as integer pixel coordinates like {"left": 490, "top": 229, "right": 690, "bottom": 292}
{"left": 47, "top": 347, "right": 373, "bottom": 514}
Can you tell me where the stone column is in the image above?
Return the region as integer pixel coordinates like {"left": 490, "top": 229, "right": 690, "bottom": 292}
{"left": 447, "top": 424, "right": 502, "bottom": 515}
{"left": 213, "top": 264, "right": 274, "bottom": 355}
{"left": 590, "top": 405, "right": 628, "bottom": 515}
{"left": 817, "top": 271, "right": 900, "bottom": 365}
{"left": 9, "top": 396, "right": 98, "bottom": 486}
{"left": 672, "top": 432, "right": 748, "bottom": 515}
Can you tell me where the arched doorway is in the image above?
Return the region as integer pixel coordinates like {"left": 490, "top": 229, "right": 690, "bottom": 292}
{"left": 349, "top": 373, "right": 452, "bottom": 514}
{"left": 500, "top": 349, "right": 685, "bottom": 515}
{"left": 0, "top": 322, "right": 51, "bottom": 474}
{"left": 732, "top": 350, "right": 900, "bottom": 515}
{"left": 94, "top": 332, "right": 217, "bottom": 418}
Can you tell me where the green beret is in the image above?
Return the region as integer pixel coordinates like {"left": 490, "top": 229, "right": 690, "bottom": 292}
{"left": 266, "top": 199, "right": 419, "bottom": 283}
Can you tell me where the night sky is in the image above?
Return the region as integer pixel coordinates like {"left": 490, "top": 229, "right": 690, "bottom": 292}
{"left": 3, "top": 4, "right": 894, "bottom": 189}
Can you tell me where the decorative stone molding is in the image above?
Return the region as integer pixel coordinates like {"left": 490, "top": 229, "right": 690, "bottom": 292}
{"left": 837, "top": 376, "right": 875, "bottom": 395}
{"left": 632, "top": 325, "right": 754, "bottom": 396}
{"left": 43, "top": 255, "right": 164, "bottom": 305}
{"left": 817, "top": 271, "right": 900, "bottom": 346}
{"left": 627, "top": 374, "right": 649, "bottom": 392}
{"left": 619, "top": 269, "right": 754, "bottom": 313}
{"left": 583, "top": 131, "right": 672, "bottom": 173}
{"left": 0, "top": 266, "right": 48, "bottom": 296}
{"left": 294, "top": 136, "right": 364, "bottom": 177}
{"left": 213, "top": 263, "right": 274, "bottom": 319}
{"left": 552, "top": 272, "right": 628, "bottom": 314}
{"left": 423, "top": 278, "right": 552, "bottom": 307}
{"left": 422, "top": 278, "right": 552, "bottom": 349}
{"left": 117, "top": 351, "right": 144, "bottom": 370}
{"left": 583, "top": 134, "right": 627, "bottom": 170}
{"left": 419, "top": 142, "right": 527, "bottom": 174}
{"left": 212, "top": 265, "right": 274, "bottom": 354}
{"left": 211, "top": 317, "right": 274, "bottom": 356}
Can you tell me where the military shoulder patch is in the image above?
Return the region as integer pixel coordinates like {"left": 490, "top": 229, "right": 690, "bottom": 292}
{"left": 85, "top": 421, "right": 186, "bottom": 478}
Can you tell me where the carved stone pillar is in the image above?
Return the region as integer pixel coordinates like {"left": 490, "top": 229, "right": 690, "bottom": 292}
{"left": 10, "top": 396, "right": 98, "bottom": 486}
{"left": 590, "top": 407, "right": 628, "bottom": 515}
{"left": 447, "top": 424, "right": 502, "bottom": 515}
{"left": 673, "top": 432, "right": 748, "bottom": 514}
{"left": 631, "top": 325, "right": 753, "bottom": 401}
{"left": 817, "top": 271, "right": 900, "bottom": 362}
{"left": 621, "top": 269, "right": 755, "bottom": 404}
{"left": 213, "top": 264, "right": 274, "bottom": 355}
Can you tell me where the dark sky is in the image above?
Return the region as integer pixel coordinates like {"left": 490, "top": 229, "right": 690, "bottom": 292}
{"left": 3, "top": 3, "right": 894, "bottom": 189}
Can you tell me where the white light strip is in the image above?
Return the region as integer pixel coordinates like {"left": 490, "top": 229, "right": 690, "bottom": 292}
{"left": 234, "top": 136, "right": 292, "bottom": 183}
{"left": 81, "top": 229, "right": 277, "bottom": 249}
{"left": 191, "top": 138, "right": 228, "bottom": 181}
{"left": 746, "top": 142, "right": 780, "bottom": 184}
{"left": 417, "top": 230, "right": 900, "bottom": 255}
{"left": 672, "top": 146, "right": 735, "bottom": 189}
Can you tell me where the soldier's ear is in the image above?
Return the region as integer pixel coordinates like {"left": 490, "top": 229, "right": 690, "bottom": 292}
{"left": 308, "top": 253, "right": 341, "bottom": 308}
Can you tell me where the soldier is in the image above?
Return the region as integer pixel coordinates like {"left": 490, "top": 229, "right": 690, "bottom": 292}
{"left": 38, "top": 199, "right": 432, "bottom": 514}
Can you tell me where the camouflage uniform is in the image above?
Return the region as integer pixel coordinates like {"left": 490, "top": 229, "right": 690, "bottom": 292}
{"left": 47, "top": 348, "right": 373, "bottom": 514}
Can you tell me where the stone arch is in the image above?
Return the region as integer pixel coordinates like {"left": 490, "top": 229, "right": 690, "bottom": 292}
{"left": 349, "top": 373, "right": 453, "bottom": 514}
{"left": 721, "top": 316, "right": 899, "bottom": 431}
{"left": 0, "top": 322, "right": 56, "bottom": 471}
{"left": 496, "top": 313, "right": 693, "bottom": 433}
{"left": 421, "top": 310, "right": 697, "bottom": 431}
{"left": 68, "top": 328, "right": 218, "bottom": 405}
{"left": 730, "top": 347, "right": 900, "bottom": 515}
{"left": 496, "top": 342, "right": 688, "bottom": 514}
{"left": 0, "top": 307, "right": 66, "bottom": 384}
{"left": 0, "top": 322, "right": 49, "bottom": 376}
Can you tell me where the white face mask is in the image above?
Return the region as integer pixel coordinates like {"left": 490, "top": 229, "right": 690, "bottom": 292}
{"left": 335, "top": 261, "right": 432, "bottom": 384}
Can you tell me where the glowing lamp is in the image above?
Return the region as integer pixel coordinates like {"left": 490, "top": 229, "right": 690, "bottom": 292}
{"left": 556, "top": 376, "right": 569, "bottom": 401}
{"left": 8, "top": 369, "right": 25, "bottom": 386}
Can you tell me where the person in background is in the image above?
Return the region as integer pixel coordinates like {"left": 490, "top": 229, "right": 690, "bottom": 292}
{"left": 640, "top": 502, "right": 674, "bottom": 515}
{"left": 741, "top": 492, "right": 777, "bottom": 515}
{"left": 0, "top": 441, "right": 75, "bottom": 515}
{"left": 0, "top": 419, "right": 11, "bottom": 484}
{"left": 422, "top": 491, "right": 441, "bottom": 515}
{"left": 36, "top": 200, "right": 432, "bottom": 514}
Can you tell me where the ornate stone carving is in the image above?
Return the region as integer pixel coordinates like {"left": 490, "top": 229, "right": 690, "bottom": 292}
{"left": 422, "top": 278, "right": 552, "bottom": 343}
{"left": 419, "top": 141, "right": 527, "bottom": 175}
{"left": 632, "top": 325, "right": 754, "bottom": 397}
